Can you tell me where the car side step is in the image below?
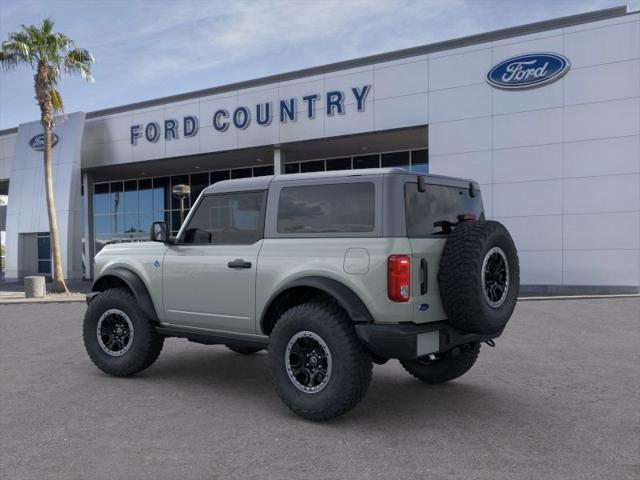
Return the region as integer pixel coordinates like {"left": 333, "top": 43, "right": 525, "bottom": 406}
{"left": 156, "top": 326, "right": 269, "bottom": 349}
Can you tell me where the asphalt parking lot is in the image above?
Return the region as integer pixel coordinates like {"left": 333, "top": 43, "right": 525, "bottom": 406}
{"left": 1, "top": 298, "right": 638, "bottom": 480}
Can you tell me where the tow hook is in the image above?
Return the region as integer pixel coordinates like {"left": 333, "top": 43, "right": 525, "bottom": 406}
{"left": 484, "top": 339, "right": 496, "bottom": 348}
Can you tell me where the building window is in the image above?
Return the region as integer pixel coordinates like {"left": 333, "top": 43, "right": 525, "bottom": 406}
{"left": 231, "top": 168, "right": 252, "bottom": 179}
{"left": 411, "top": 149, "right": 428, "bottom": 173}
{"left": 300, "top": 160, "right": 325, "bottom": 172}
{"left": 153, "top": 177, "right": 170, "bottom": 213}
{"left": 326, "top": 157, "right": 351, "bottom": 171}
{"left": 353, "top": 154, "right": 380, "bottom": 169}
{"left": 281, "top": 149, "right": 428, "bottom": 175}
{"left": 284, "top": 163, "right": 300, "bottom": 174}
{"left": 253, "top": 165, "right": 274, "bottom": 177}
{"left": 210, "top": 170, "right": 230, "bottom": 184}
{"left": 94, "top": 183, "right": 110, "bottom": 215}
{"left": 190, "top": 173, "right": 209, "bottom": 203}
{"left": 381, "top": 151, "right": 410, "bottom": 170}
{"left": 138, "top": 179, "right": 153, "bottom": 212}
{"left": 37, "top": 232, "right": 51, "bottom": 275}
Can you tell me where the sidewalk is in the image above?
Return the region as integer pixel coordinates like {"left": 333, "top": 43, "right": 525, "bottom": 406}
{"left": 0, "top": 280, "right": 90, "bottom": 304}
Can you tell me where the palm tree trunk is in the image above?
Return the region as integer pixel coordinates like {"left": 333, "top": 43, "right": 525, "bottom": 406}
{"left": 43, "top": 123, "right": 68, "bottom": 294}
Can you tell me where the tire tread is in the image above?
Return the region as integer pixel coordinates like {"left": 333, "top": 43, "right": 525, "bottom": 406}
{"left": 83, "top": 288, "right": 164, "bottom": 377}
{"left": 269, "top": 300, "right": 372, "bottom": 421}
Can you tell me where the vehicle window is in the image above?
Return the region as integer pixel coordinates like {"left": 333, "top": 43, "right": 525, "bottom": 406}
{"left": 181, "top": 191, "right": 264, "bottom": 244}
{"left": 277, "top": 183, "right": 375, "bottom": 234}
{"left": 405, "top": 182, "right": 484, "bottom": 236}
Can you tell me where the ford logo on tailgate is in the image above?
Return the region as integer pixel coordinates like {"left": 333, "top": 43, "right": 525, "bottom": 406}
{"left": 29, "top": 133, "right": 59, "bottom": 151}
{"left": 487, "top": 53, "right": 570, "bottom": 90}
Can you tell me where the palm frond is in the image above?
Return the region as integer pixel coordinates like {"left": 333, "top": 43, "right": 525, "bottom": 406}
{"left": 53, "top": 32, "right": 72, "bottom": 50}
{"left": 41, "top": 17, "right": 54, "bottom": 35}
{"left": 2, "top": 37, "right": 32, "bottom": 63}
{"left": 64, "top": 47, "right": 94, "bottom": 81}
{"left": 0, "top": 51, "right": 20, "bottom": 70}
{"left": 22, "top": 24, "right": 42, "bottom": 48}
{"left": 50, "top": 88, "right": 64, "bottom": 113}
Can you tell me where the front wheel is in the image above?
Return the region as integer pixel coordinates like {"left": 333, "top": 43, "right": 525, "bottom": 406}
{"left": 400, "top": 343, "right": 480, "bottom": 384}
{"left": 268, "top": 301, "right": 372, "bottom": 421}
{"left": 83, "top": 288, "right": 164, "bottom": 377}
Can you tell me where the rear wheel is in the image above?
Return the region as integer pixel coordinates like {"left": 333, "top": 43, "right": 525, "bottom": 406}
{"left": 400, "top": 343, "right": 480, "bottom": 384}
{"left": 225, "top": 344, "right": 263, "bottom": 355}
{"left": 83, "top": 288, "right": 164, "bottom": 377}
{"left": 268, "top": 301, "right": 372, "bottom": 421}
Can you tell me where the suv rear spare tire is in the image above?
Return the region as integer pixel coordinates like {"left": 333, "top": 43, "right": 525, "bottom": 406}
{"left": 438, "top": 220, "right": 519, "bottom": 335}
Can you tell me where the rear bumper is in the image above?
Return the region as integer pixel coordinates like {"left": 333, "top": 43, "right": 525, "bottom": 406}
{"left": 355, "top": 321, "right": 501, "bottom": 360}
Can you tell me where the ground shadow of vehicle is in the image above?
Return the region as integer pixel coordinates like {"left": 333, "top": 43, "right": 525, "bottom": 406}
{"left": 133, "top": 341, "right": 546, "bottom": 428}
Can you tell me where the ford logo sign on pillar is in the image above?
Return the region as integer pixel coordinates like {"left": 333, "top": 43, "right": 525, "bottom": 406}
{"left": 487, "top": 53, "right": 570, "bottom": 90}
{"left": 29, "top": 133, "right": 59, "bottom": 151}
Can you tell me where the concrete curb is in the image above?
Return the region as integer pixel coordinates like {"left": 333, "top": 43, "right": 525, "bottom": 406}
{"left": 0, "top": 295, "right": 86, "bottom": 305}
{"left": 1, "top": 293, "right": 638, "bottom": 306}
{"left": 518, "top": 293, "right": 640, "bottom": 302}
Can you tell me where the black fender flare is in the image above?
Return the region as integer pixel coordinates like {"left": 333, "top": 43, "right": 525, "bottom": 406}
{"left": 91, "top": 268, "right": 158, "bottom": 321}
{"left": 260, "top": 276, "right": 374, "bottom": 333}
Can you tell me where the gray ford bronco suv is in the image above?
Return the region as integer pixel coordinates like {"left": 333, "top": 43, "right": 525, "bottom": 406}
{"left": 84, "top": 168, "right": 519, "bottom": 421}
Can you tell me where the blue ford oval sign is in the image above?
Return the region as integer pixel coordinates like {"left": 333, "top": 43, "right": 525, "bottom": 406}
{"left": 487, "top": 53, "right": 570, "bottom": 90}
{"left": 29, "top": 133, "right": 59, "bottom": 151}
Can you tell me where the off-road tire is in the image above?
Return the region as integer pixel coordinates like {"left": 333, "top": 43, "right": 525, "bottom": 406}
{"left": 225, "top": 344, "right": 263, "bottom": 355}
{"left": 438, "top": 220, "right": 519, "bottom": 334}
{"left": 401, "top": 343, "right": 480, "bottom": 384}
{"left": 83, "top": 288, "right": 164, "bottom": 377}
{"left": 268, "top": 301, "right": 373, "bottom": 421}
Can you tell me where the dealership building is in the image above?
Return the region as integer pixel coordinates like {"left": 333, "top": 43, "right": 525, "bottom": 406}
{"left": 0, "top": 5, "right": 639, "bottom": 293}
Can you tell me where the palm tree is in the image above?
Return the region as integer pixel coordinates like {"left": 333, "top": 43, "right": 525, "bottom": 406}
{"left": 0, "top": 18, "right": 94, "bottom": 292}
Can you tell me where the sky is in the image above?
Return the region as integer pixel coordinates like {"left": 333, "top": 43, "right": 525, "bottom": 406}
{"left": 0, "top": 0, "right": 636, "bottom": 130}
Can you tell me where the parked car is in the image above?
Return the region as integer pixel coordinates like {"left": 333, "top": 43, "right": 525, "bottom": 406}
{"left": 84, "top": 168, "right": 519, "bottom": 420}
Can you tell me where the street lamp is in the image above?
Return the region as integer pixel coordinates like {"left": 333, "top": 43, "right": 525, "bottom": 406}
{"left": 172, "top": 184, "right": 191, "bottom": 225}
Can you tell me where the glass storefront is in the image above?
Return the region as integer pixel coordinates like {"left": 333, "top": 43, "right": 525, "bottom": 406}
{"left": 92, "top": 149, "right": 428, "bottom": 254}
{"left": 285, "top": 149, "right": 428, "bottom": 174}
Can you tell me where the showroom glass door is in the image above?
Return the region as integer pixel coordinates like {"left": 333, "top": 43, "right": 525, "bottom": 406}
{"left": 37, "top": 232, "right": 51, "bottom": 277}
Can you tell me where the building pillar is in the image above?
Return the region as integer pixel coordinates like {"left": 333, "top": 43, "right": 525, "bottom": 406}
{"left": 273, "top": 147, "right": 285, "bottom": 175}
{"left": 82, "top": 172, "right": 94, "bottom": 279}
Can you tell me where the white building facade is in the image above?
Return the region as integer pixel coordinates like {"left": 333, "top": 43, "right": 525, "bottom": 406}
{"left": 0, "top": 6, "right": 638, "bottom": 293}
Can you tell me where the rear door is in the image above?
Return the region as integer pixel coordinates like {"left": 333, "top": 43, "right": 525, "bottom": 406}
{"left": 404, "top": 180, "right": 484, "bottom": 323}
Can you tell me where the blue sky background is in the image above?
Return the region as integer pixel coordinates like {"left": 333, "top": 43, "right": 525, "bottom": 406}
{"left": 0, "top": 0, "right": 634, "bottom": 130}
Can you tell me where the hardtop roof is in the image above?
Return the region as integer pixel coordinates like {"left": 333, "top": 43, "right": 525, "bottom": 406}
{"left": 202, "top": 168, "right": 474, "bottom": 195}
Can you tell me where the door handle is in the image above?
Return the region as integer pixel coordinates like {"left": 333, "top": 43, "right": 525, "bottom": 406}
{"left": 228, "top": 259, "right": 252, "bottom": 269}
{"left": 420, "top": 258, "right": 428, "bottom": 295}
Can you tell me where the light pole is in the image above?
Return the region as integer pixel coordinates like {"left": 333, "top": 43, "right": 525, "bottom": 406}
{"left": 172, "top": 184, "right": 191, "bottom": 225}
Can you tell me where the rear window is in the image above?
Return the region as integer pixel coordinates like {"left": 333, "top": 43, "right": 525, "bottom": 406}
{"left": 405, "top": 182, "right": 483, "bottom": 236}
{"left": 277, "top": 183, "right": 375, "bottom": 233}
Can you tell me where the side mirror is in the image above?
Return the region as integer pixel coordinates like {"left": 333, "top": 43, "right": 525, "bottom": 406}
{"left": 150, "top": 221, "right": 170, "bottom": 243}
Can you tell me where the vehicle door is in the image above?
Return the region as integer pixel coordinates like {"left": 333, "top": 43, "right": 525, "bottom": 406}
{"left": 404, "top": 179, "right": 484, "bottom": 322}
{"left": 162, "top": 190, "right": 266, "bottom": 334}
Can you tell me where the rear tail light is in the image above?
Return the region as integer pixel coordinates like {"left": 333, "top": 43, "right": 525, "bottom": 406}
{"left": 388, "top": 255, "right": 411, "bottom": 302}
